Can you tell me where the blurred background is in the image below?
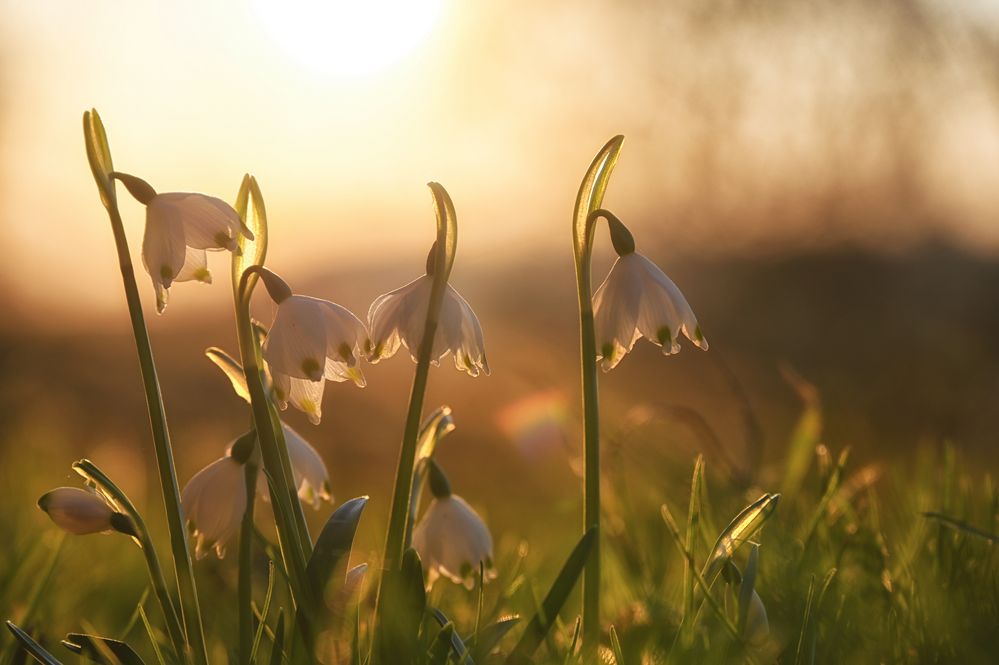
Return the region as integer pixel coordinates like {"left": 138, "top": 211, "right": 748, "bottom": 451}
{"left": 2, "top": 0, "right": 999, "bottom": 628}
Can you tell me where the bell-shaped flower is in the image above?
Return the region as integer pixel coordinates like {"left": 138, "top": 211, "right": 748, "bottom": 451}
{"left": 181, "top": 456, "right": 247, "bottom": 559}
{"left": 38, "top": 487, "right": 117, "bottom": 535}
{"left": 411, "top": 461, "right": 497, "bottom": 588}
{"left": 254, "top": 269, "right": 367, "bottom": 425}
{"left": 113, "top": 172, "right": 253, "bottom": 313}
{"left": 593, "top": 252, "right": 707, "bottom": 371}
{"left": 367, "top": 274, "right": 489, "bottom": 377}
{"left": 231, "top": 424, "right": 334, "bottom": 509}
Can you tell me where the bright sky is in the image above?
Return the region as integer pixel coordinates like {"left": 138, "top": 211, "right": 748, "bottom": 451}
{"left": 3, "top": 1, "right": 999, "bottom": 325}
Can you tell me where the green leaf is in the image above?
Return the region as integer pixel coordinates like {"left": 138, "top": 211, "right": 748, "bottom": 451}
{"left": 306, "top": 496, "right": 368, "bottom": 611}
{"left": 737, "top": 544, "right": 759, "bottom": 633}
{"left": 430, "top": 609, "right": 472, "bottom": 664}
{"left": 427, "top": 623, "right": 455, "bottom": 665}
{"left": 701, "top": 493, "right": 780, "bottom": 584}
{"left": 62, "top": 634, "right": 145, "bottom": 665}
{"left": 507, "top": 528, "right": 597, "bottom": 662}
{"left": 572, "top": 135, "right": 625, "bottom": 267}
{"left": 268, "top": 611, "right": 285, "bottom": 665}
{"left": 376, "top": 548, "right": 427, "bottom": 663}
{"left": 6, "top": 621, "right": 63, "bottom": 665}
{"left": 469, "top": 616, "right": 519, "bottom": 662}
{"left": 683, "top": 455, "right": 704, "bottom": 622}
{"left": 205, "top": 347, "right": 250, "bottom": 403}
{"left": 417, "top": 406, "right": 456, "bottom": 461}
{"left": 82, "top": 109, "right": 116, "bottom": 211}
{"left": 923, "top": 512, "right": 999, "bottom": 544}
{"left": 609, "top": 625, "right": 624, "bottom": 665}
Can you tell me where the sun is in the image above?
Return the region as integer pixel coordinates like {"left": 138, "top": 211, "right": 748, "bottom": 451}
{"left": 253, "top": 0, "right": 445, "bottom": 78}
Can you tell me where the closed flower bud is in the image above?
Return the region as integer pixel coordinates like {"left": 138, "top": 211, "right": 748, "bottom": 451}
{"left": 593, "top": 252, "right": 707, "bottom": 370}
{"left": 38, "top": 487, "right": 116, "bottom": 535}
{"left": 366, "top": 274, "right": 489, "bottom": 377}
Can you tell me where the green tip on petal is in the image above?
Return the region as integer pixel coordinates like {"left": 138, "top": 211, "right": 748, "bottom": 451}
{"left": 301, "top": 358, "right": 322, "bottom": 380}
{"left": 160, "top": 265, "right": 174, "bottom": 280}
{"left": 657, "top": 327, "right": 673, "bottom": 346}
{"left": 601, "top": 341, "right": 614, "bottom": 359}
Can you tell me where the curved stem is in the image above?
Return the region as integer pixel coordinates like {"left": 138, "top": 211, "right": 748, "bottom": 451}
{"left": 74, "top": 460, "right": 187, "bottom": 663}
{"left": 84, "top": 111, "right": 208, "bottom": 665}
{"left": 235, "top": 272, "right": 315, "bottom": 646}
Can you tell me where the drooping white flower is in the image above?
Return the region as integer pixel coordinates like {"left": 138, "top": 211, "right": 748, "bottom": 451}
{"left": 593, "top": 252, "right": 707, "bottom": 371}
{"left": 412, "top": 462, "right": 497, "bottom": 588}
{"left": 113, "top": 172, "right": 252, "bottom": 313}
{"left": 181, "top": 456, "right": 247, "bottom": 559}
{"left": 283, "top": 423, "right": 334, "bottom": 507}
{"left": 367, "top": 274, "right": 489, "bottom": 377}
{"left": 37, "top": 487, "right": 115, "bottom": 535}
{"left": 262, "top": 294, "right": 368, "bottom": 424}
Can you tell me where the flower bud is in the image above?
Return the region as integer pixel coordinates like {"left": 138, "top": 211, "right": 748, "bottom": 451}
{"left": 38, "top": 487, "right": 115, "bottom": 535}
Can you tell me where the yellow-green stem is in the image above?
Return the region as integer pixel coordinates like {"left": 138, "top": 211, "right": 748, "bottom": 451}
{"left": 238, "top": 461, "right": 258, "bottom": 665}
{"left": 102, "top": 193, "right": 208, "bottom": 665}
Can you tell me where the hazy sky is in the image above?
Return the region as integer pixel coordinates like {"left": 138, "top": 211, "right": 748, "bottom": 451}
{"left": 3, "top": 0, "right": 999, "bottom": 323}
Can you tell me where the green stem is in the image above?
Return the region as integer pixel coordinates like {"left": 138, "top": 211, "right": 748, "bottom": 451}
{"left": 577, "top": 265, "right": 601, "bottom": 657}
{"left": 235, "top": 276, "right": 315, "bottom": 644}
{"left": 73, "top": 460, "right": 188, "bottom": 664}
{"left": 102, "top": 196, "right": 209, "bottom": 665}
{"left": 239, "top": 461, "right": 259, "bottom": 665}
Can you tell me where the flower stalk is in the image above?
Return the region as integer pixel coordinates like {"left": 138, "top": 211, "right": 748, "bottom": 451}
{"left": 372, "top": 183, "right": 458, "bottom": 655}
{"left": 72, "top": 460, "right": 188, "bottom": 665}
{"left": 82, "top": 109, "right": 208, "bottom": 665}
{"left": 571, "top": 135, "right": 625, "bottom": 657}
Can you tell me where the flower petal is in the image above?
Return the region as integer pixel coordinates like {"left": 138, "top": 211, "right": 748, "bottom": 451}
{"left": 181, "top": 457, "right": 247, "bottom": 559}
{"left": 282, "top": 423, "right": 332, "bottom": 508}
{"left": 263, "top": 296, "right": 329, "bottom": 381}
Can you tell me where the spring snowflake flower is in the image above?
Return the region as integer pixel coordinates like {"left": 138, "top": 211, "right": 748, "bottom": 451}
{"left": 412, "top": 461, "right": 497, "bottom": 588}
{"left": 255, "top": 269, "right": 368, "bottom": 425}
{"left": 366, "top": 274, "right": 489, "bottom": 377}
{"left": 112, "top": 172, "right": 253, "bottom": 313}
{"left": 37, "top": 487, "right": 117, "bottom": 535}
{"left": 230, "top": 424, "right": 334, "bottom": 509}
{"left": 181, "top": 456, "right": 247, "bottom": 559}
{"left": 593, "top": 252, "right": 707, "bottom": 371}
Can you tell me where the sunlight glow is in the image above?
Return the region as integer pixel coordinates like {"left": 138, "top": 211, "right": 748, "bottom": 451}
{"left": 253, "top": 0, "right": 445, "bottom": 78}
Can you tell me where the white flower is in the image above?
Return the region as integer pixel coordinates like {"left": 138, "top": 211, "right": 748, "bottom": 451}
{"left": 236, "top": 424, "right": 333, "bottom": 508}
{"left": 367, "top": 274, "right": 489, "bottom": 377}
{"left": 114, "top": 172, "right": 253, "bottom": 313}
{"left": 412, "top": 494, "right": 497, "bottom": 588}
{"left": 37, "top": 487, "right": 115, "bottom": 535}
{"left": 262, "top": 292, "right": 368, "bottom": 425}
{"left": 593, "top": 252, "right": 707, "bottom": 371}
{"left": 181, "top": 456, "right": 247, "bottom": 559}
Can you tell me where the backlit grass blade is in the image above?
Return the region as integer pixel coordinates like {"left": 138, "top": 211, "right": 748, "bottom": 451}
{"left": 683, "top": 455, "right": 705, "bottom": 622}
{"left": 6, "top": 621, "right": 63, "bottom": 665}
{"left": 233, "top": 175, "right": 268, "bottom": 305}
{"left": 205, "top": 347, "right": 251, "bottom": 403}
{"left": 780, "top": 366, "right": 822, "bottom": 498}
{"left": 922, "top": 512, "right": 999, "bottom": 544}
{"left": 469, "top": 616, "right": 519, "bottom": 662}
{"left": 430, "top": 608, "right": 472, "bottom": 664}
{"left": 507, "top": 528, "right": 597, "bottom": 662}
{"left": 62, "top": 634, "right": 145, "bottom": 665}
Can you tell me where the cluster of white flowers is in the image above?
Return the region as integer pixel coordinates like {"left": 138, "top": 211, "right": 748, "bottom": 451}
{"left": 41, "top": 173, "right": 711, "bottom": 598}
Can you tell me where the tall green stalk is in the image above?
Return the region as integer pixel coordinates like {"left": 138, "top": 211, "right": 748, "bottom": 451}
{"left": 571, "top": 135, "right": 625, "bottom": 657}
{"left": 82, "top": 109, "right": 208, "bottom": 665}
{"left": 371, "top": 182, "right": 458, "bottom": 654}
